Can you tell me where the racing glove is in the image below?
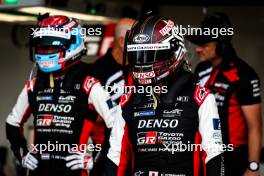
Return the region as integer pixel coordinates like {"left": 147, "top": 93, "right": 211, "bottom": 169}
{"left": 65, "top": 152, "right": 93, "bottom": 170}
{"left": 22, "top": 152, "right": 38, "bottom": 171}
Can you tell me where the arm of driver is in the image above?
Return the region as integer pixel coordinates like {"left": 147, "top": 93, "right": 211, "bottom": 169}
{"left": 88, "top": 82, "right": 120, "bottom": 128}
{"left": 198, "top": 94, "right": 224, "bottom": 163}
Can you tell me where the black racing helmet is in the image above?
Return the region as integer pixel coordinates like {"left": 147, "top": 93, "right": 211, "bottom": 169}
{"left": 125, "top": 15, "right": 186, "bottom": 85}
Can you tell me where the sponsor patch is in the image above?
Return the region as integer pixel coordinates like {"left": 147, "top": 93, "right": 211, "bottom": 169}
{"left": 41, "top": 153, "right": 50, "bottom": 160}
{"left": 58, "top": 95, "right": 76, "bottom": 103}
{"left": 127, "top": 43, "right": 170, "bottom": 52}
{"left": 213, "top": 118, "right": 221, "bottom": 130}
{"left": 163, "top": 109, "right": 183, "bottom": 117}
{"left": 149, "top": 171, "right": 158, "bottom": 176}
{"left": 213, "top": 132, "right": 222, "bottom": 139}
{"left": 38, "top": 103, "right": 72, "bottom": 113}
{"left": 133, "top": 34, "right": 150, "bottom": 43}
{"left": 37, "top": 60, "right": 55, "bottom": 69}
{"left": 176, "top": 96, "right": 189, "bottom": 102}
{"left": 133, "top": 71, "right": 156, "bottom": 79}
{"left": 137, "top": 131, "right": 158, "bottom": 145}
{"left": 36, "top": 114, "right": 54, "bottom": 126}
{"left": 159, "top": 20, "right": 175, "bottom": 36}
{"left": 36, "top": 96, "right": 53, "bottom": 101}
{"left": 106, "top": 99, "right": 114, "bottom": 109}
{"left": 138, "top": 119, "right": 178, "bottom": 129}
{"left": 134, "top": 110, "right": 155, "bottom": 117}
{"left": 138, "top": 79, "right": 152, "bottom": 84}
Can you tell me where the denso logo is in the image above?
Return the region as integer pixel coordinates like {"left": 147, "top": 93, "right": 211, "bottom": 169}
{"left": 38, "top": 104, "right": 72, "bottom": 113}
{"left": 133, "top": 71, "right": 155, "bottom": 79}
{"left": 133, "top": 34, "right": 150, "bottom": 43}
{"left": 138, "top": 119, "right": 178, "bottom": 129}
{"left": 159, "top": 20, "right": 175, "bottom": 36}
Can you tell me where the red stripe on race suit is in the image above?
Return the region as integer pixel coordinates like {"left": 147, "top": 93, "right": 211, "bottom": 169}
{"left": 118, "top": 125, "right": 133, "bottom": 176}
{"left": 228, "top": 92, "right": 248, "bottom": 147}
{"left": 120, "top": 92, "right": 133, "bottom": 108}
{"left": 201, "top": 150, "right": 207, "bottom": 176}
{"left": 193, "top": 132, "right": 202, "bottom": 176}
{"left": 91, "top": 121, "right": 106, "bottom": 145}
{"left": 26, "top": 77, "right": 37, "bottom": 91}
{"left": 79, "top": 119, "right": 94, "bottom": 176}
{"left": 119, "top": 72, "right": 134, "bottom": 107}
{"left": 81, "top": 170, "right": 88, "bottom": 176}
{"left": 127, "top": 72, "right": 134, "bottom": 87}
{"left": 79, "top": 119, "right": 94, "bottom": 147}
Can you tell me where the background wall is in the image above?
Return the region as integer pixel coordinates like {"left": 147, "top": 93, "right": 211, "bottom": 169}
{"left": 0, "top": 6, "right": 264, "bottom": 176}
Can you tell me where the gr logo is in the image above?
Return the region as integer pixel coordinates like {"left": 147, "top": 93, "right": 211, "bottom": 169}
{"left": 137, "top": 131, "right": 157, "bottom": 145}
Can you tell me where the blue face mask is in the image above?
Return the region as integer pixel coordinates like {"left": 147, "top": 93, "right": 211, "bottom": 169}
{"left": 35, "top": 53, "right": 62, "bottom": 72}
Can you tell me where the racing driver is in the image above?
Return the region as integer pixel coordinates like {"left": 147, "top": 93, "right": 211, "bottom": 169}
{"left": 6, "top": 14, "right": 121, "bottom": 176}
{"left": 105, "top": 14, "right": 225, "bottom": 176}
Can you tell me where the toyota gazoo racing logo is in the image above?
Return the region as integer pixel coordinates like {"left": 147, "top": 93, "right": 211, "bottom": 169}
{"left": 137, "top": 131, "right": 158, "bottom": 145}
{"left": 133, "top": 34, "right": 150, "bottom": 43}
{"left": 36, "top": 114, "right": 54, "bottom": 126}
